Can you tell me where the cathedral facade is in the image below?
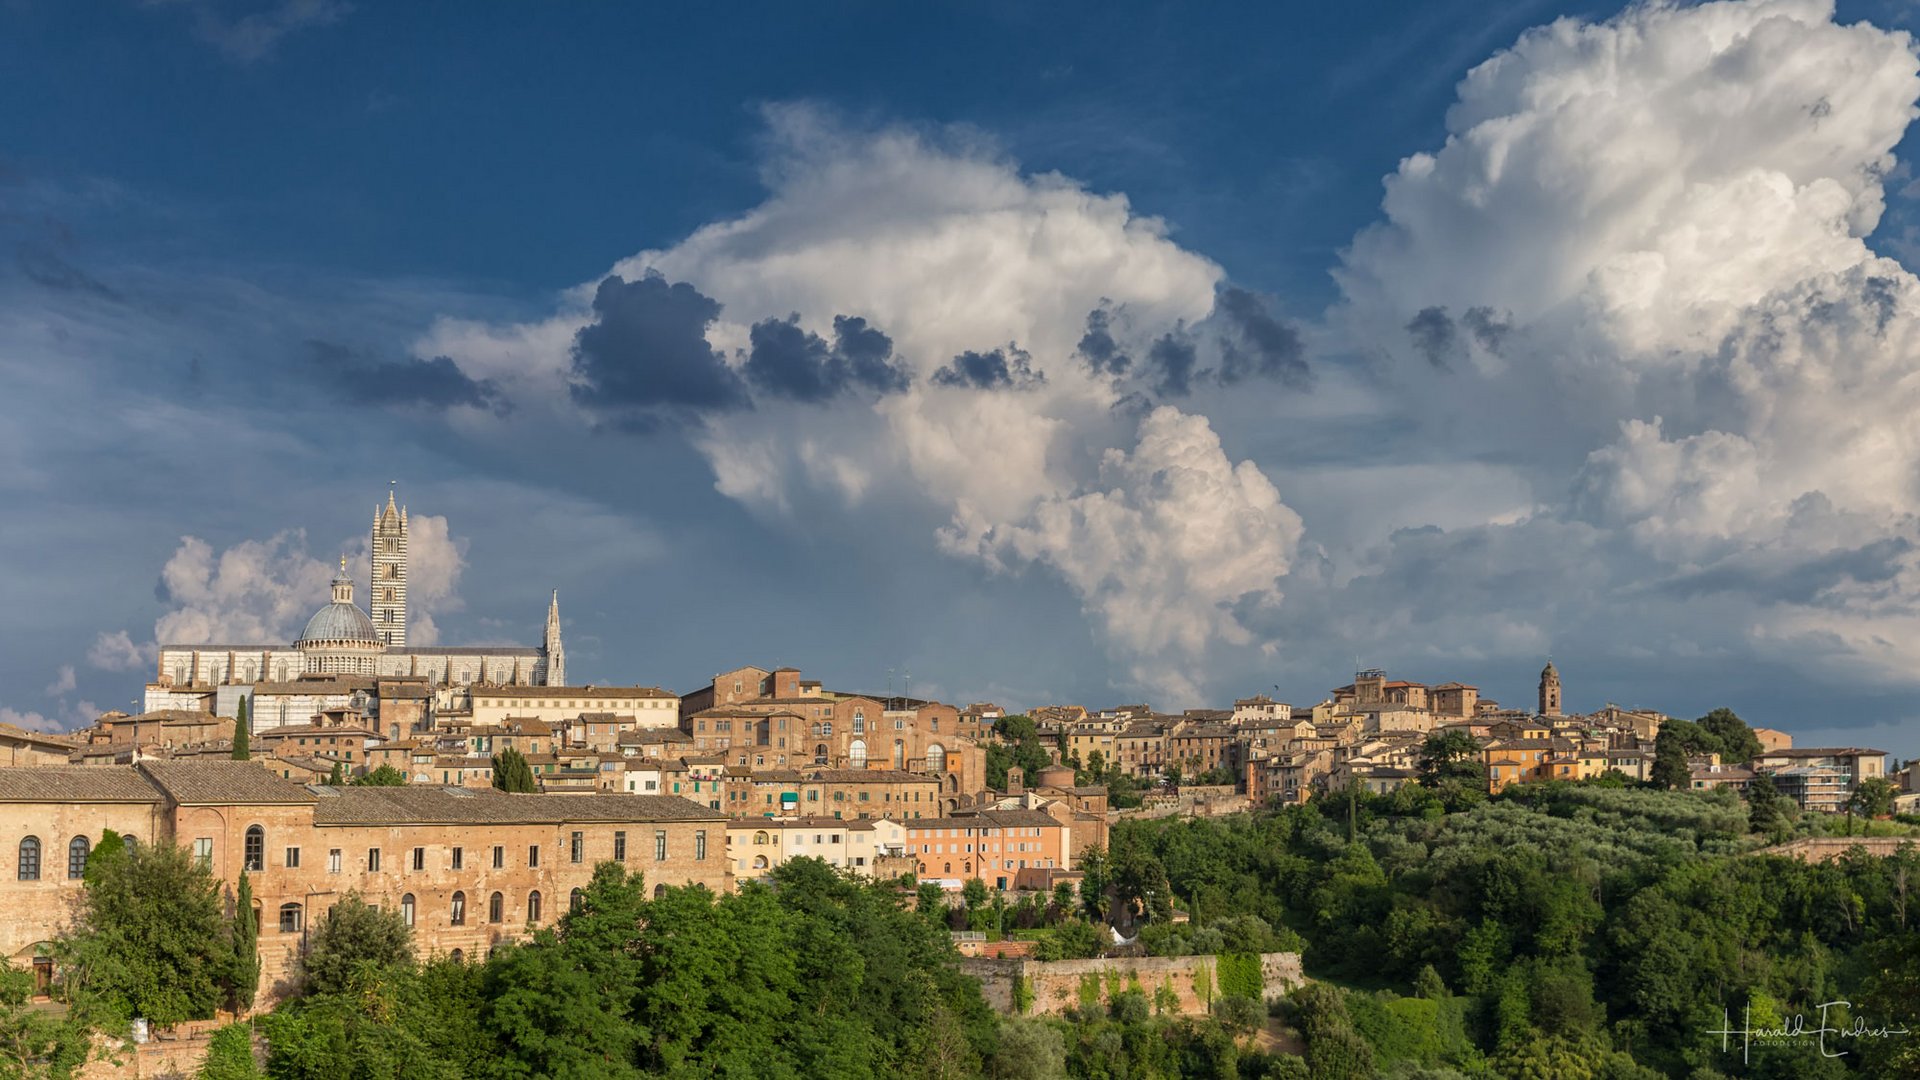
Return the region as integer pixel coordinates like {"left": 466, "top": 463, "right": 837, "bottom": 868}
{"left": 148, "top": 490, "right": 564, "bottom": 709}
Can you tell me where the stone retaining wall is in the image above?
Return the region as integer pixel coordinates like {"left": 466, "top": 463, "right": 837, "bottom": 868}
{"left": 960, "top": 951, "right": 1303, "bottom": 1017}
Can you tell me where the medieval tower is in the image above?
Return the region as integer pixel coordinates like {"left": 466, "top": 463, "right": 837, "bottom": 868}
{"left": 543, "top": 590, "right": 566, "bottom": 686}
{"left": 1538, "top": 660, "right": 1562, "bottom": 717}
{"left": 371, "top": 489, "right": 408, "bottom": 647}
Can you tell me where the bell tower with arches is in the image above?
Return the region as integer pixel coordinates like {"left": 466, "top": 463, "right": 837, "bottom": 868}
{"left": 370, "top": 485, "right": 408, "bottom": 647}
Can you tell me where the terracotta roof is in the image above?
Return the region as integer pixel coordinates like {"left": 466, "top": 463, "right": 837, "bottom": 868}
{"left": 0, "top": 766, "right": 161, "bottom": 802}
{"left": 473, "top": 685, "right": 675, "bottom": 699}
{"left": 309, "top": 787, "right": 724, "bottom": 825}
{"left": 0, "top": 723, "right": 80, "bottom": 748}
{"left": 138, "top": 761, "right": 318, "bottom": 805}
{"left": 810, "top": 769, "right": 935, "bottom": 784}
{"left": 908, "top": 809, "right": 1063, "bottom": 830}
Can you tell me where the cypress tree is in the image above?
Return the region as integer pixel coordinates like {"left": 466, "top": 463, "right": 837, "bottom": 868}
{"left": 231, "top": 699, "right": 251, "bottom": 761}
{"left": 327, "top": 761, "right": 345, "bottom": 785}
{"left": 493, "top": 746, "right": 537, "bottom": 793}
{"left": 230, "top": 871, "right": 259, "bottom": 1012}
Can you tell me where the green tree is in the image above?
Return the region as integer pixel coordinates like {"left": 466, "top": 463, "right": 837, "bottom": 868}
{"left": 197, "top": 1021, "right": 263, "bottom": 1080}
{"left": 1696, "top": 707, "right": 1762, "bottom": 763}
{"left": 1650, "top": 736, "right": 1691, "bottom": 791}
{"left": 228, "top": 872, "right": 259, "bottom": 1013}
{"left": 1054, "top": 918, "right": 1104, "bottom": 960}
{"left": 326, "top": 762, "right": 344, "bottom": 786}
{"left": 986, "top": 1016, "right": 1065, "bottom": 1080}
{"left": 231, "top": 698, "right": 250, "bottom": 761}
{"left": 60, "top": 838, "right": 227, "bottom": 1025}
{"left": 352, "top": 764, "right": 407, "bottom": 787}
{"left": 491, "top": 747, "right": 537, "bottom": 793}
{"left": 0, "top": 962, "right": 89, "bottom": 1077}
{"left": 1852, "top": 776, "right": 1896, "bottom": 819}
{"left": 300, "top": 893, "right": 413, "bottom": 998}
{"left": 1417, "top": 729, "right": 1483, "bottom": 786}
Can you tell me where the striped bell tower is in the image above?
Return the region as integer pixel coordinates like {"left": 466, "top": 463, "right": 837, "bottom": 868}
{"left": 370, "top": 485, "right": 408, "bottom": 647}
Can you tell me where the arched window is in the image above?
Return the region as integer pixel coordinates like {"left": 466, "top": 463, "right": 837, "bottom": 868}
{"left": 279, "top": 903, "right": 303, "bottom": 933}
{"left": 17, "top": 837, "right": 39, "bottom": 881}
{"left": 488, "top": 892, "right": 504, "bottom": 923}
{"left": 753, "top": 831, "right": 770, "bottom": 846}
{"left": 822, "top": 721, "right": 832, "bottom": 737}
{"left": 849, "top": 740, "right": 867, "bottom": 768}
{"left": 449, "top": 949, "right": 464, "bottom": 964}
{"left": 653, "top": 884, "right": 668, "bottom": 899}
{"left": 450, "top": 891, "right": 466, "bottom": 925}
{"left": 570, "top": 888, "right": 584, "bottom": 912}
{"left": 752, "top": 855, "right": 769, "bottom": 870}
{"left": 527, "top": 891, "right": 542, "bottom": 923}
{"left": 66, "top": 836, "right": 88, "bottom": 880}
{"left": 926, "top": 744, "right": 945, "bottom": 773}
{"left": 244, "top": 825, "right": 265, "bottom": 872}
{"left": 851, "top": 710, "right": 865, "bottom": 734}
{"left": 943, "top": 862, "right": 951, "bottom": 874}
{"left": 400, "top": 894, "right": 416, "bottom": 927}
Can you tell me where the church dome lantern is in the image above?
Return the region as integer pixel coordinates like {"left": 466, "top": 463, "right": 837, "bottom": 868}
{"left": 296, "top": 558, "right": 383, "bottom": 675}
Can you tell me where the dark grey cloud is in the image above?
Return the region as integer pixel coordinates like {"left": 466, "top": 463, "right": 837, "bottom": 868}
{"left": 1148, "top": 333, "right": 1199, "bottom": 397}
{"left": 1078, "top": 304, "right": 1131, "bottom": 375}
{"left": 1405, "top": 305, "right": 1458, "bottom": 369}
{"left": 1656, "top": 536, "right": 1912, "bottom": 607}
{"left": 932, "top": 345, "right": 1045, "bottom": 390}
{"left": 306, "top": 340, "right": 508, "bottom": 415}
{"left": 742, "top": 313, "right": 910, "bottom": 402}
{"left": 1215, "top": 286, "right": 1309, "bottom": 387}
{"left": 570, "top": 272, "right": 748, "bottom": 429}
{"left": 16, "top": 246, "right": 123, "bottom": 302}
{"left": 1461, "top": 305, "right": 1511, "bottom": 354}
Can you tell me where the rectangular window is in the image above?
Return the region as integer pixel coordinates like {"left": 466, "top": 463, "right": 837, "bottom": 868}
{"left": 654, "top": 830, "right": 667, "bottom": 860}
{"left": 695, "top": 831, "right": 707, "bottom": 860}
{"left": 412, "top": 847, "right": 425, "bottom": 871}
{"left": 327, "top": 848, "right": 342, "bottom": 874}
{"left": 285, "top": 847, "right": 301, "bottom": 869}
{"left": 193, "top": 837, "right": 213, "bottom": 868}
{"left": 614, "top": 831, "right": 627, "bottom": 860}
{"left": 452, "top": 847, "right": 464, "bottom": 870}
{"left": 570, "top": 831, "right": 584, "bottom": 864}
{"left": 492, "top": 845, "right": 504, "bottom": 869}
{"left": 368, "top": 848, "right": 381, "bottom": 872}
{"left": 528, "top": 844, "right": 540, "bottom": 868}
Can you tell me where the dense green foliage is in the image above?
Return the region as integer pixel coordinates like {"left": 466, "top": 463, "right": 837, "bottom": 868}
{"left": 298, "top": 894, "right": 412, "bottom": 998}
{"left": 262, "top": 861, "right": 1000, "bottom": 1078}
{"left": 197, "top": 1022, "right": 263, "bottom": 1080}
{"left": 57, "top": 835, "right": 238, "bottom": 1026}
{"left": 231, "top": 699, "right": 250, "bottom": 761}
{"left": 351, "top": 764, "right": 408, "bottom": 787}
{"left": 229, "top": 872, "right": 259, "bottom": 1013}
{"left": 491, "top": 747, "right": 537, "bottom": 793}
{"left": 0, "top": 964, "right": 89, "bottom": 1078}
{"left": 1102, "top": 779, "right": 1920, "bottom": 1076}
{"left": 985, "top": 715, "right": 1056, "bottom": 792}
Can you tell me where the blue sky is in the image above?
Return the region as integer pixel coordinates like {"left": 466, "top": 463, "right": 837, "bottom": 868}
{"left": 8, "top": 0, "right": 1920, "bottom": 755}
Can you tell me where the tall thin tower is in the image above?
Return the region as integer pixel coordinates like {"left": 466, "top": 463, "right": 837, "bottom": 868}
{"left": 370, "top": 486, "right": 408, "bottom": 647}
{"left": 543, "top": 590, "right": 566, "bottom": 686}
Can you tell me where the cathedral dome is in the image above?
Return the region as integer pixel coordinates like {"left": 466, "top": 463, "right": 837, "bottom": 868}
{"left": 297, "top": 563, "right": 380, "bottom": 647}
{"left": 298, "top": 602, "right": 379, "bottom": 646}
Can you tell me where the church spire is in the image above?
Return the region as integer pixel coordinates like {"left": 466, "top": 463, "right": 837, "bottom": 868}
{"left": 543, "top": 590, "right": 566, "bottom": 687}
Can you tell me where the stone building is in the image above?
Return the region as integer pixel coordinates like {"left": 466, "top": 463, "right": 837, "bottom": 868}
{"left": 0, "top": 761, "right": 728, "bottom": 1004}
{"left": 904, "top": 808, "right": 1072, "bottom": 891}
{"left": 678, "top": 666, "right": 984, "bottom": 807}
